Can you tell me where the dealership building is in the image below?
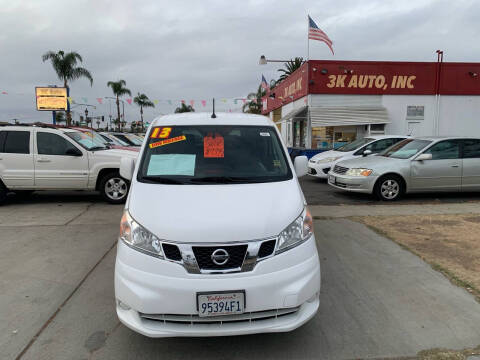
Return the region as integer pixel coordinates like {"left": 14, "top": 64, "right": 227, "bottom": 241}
{"left": 262, "top": 58, "right": 480, "bottom": 149}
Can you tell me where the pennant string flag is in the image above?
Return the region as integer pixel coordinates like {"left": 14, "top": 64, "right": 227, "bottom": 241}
{"left": 153, "top": 99, "right": 159, "bottom": 105}
{"left": 126, "top": 98, "right": 132, "bottom": 105}
{"left": 201, "top": 100, "right": 207, "bottom": 107}
{"left": 96, "top": 98, "right": 103, "bottom": 104}
{"left": 308, "top": 15, "right": 334, "bottom": 55}
{"left": 189, "top": 100, "right": 195, "bottom": 106}
{"left": 82, "top": 97, "right": 88, "bottom": 103}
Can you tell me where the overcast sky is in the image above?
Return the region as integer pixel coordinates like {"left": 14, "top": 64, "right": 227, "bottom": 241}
{"left": 0, "top": 0, "right": 479, "bottom": 124}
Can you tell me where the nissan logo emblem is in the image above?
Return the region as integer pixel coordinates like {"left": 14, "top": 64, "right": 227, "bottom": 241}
{"left": 211, "top": 249, "right": 230, "bottom": 266}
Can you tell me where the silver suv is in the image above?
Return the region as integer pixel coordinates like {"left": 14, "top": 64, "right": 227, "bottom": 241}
{"left": 327, "top": 137, "right": 480, "bottom": 201}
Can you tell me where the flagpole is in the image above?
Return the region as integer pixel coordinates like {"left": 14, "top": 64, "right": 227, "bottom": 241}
{"left": 307, "top": 14, "right": 310, "bottom": 61}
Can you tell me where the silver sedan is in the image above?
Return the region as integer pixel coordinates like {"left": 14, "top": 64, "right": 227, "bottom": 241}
{"left": 327, "top": 137, "right": 480, "bottom": 201}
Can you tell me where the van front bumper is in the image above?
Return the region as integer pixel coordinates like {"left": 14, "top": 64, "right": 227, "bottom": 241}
{"left": 114, "top": 236, "right": 320, "bottom": 337}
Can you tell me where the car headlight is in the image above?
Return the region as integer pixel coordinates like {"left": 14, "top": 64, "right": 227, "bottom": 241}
{"left": 345, "top": 168, "right": 373, "bottom": 177}
{"left": 119, "top": 210, "right": 163, "bottom": 258}
{"left": 317, "top": 156, "right": 342, "bottom": 164}
{"left": 276, "top": 208, "right": 313, "bottom": 254}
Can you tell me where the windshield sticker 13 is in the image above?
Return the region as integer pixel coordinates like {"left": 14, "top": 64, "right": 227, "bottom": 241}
{"left": 149, "top": 135, "right": 186, "bottom": 149}
{"left": 204, "top": 134, "right": 224, "bottom": 158}
{"left": 150, "top": 127, "right": 172, "bottom": 139}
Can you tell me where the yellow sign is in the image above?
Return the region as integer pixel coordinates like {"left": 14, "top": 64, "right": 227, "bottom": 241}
{"left": 35, "top": 87, "right": 68, "bottom": 111}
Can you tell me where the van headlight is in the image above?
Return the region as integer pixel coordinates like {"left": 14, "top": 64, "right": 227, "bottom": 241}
{"left": 345, "top": 168, "right": 373, "bottom": 177}
{"left": 276, "top": 208, "right": 313, "bottom": 254}
{"left": 119, "top": 210, "right": 164, "bottom": 258}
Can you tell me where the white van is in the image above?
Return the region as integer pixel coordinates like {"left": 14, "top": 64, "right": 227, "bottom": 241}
{"left": 115, "top": 112, "right": 321, "bottom": 337}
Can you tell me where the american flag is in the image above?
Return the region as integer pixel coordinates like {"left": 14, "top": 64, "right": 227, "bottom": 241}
{"left": 308, "top": 15, "right": 334, "bottom": 55}
{"left": 261, "top": 74, "right": 269, "bottom": 90}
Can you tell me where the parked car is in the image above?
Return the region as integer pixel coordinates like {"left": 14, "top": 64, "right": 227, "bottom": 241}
{"left": 71, "top": 127, "right": 137, "bottom": 152}
{"left": 109, "top": 132, "right": 143, "bottom": 147}
{"left": 327, "top": 137, "right": 480, "bottom": 201}
{"left": 115, "top": 112, "right": 320, "bottom": 337}
{"left": 0, "top": 125, "right": 137, "bottom": 204}
{"left": 307, "top": 135, "right": 409, "bottom": 179}
{"left": 99, "top": 132, "right": 141, "bottom": 152}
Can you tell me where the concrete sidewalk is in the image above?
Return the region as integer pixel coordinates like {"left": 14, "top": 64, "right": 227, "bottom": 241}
{"left": 310, "top": 202, "right": 480, "bottom": 218}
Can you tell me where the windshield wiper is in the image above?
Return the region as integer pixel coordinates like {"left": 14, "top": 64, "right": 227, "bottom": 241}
{"left": 190, "top": 176, "right": 267, "bottom": 184}
{"left": 89, "top": 146, "right": 107, "bottom": 151}
{"left": 141, "top": 176, "right": 191, "bottom": 185}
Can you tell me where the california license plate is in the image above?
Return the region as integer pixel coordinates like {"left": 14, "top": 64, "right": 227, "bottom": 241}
{"left": 328, "top": 175, "right": 336, "bottom": 184}
{"left": 197, "top": 291, "right": 245, "bottom": 317}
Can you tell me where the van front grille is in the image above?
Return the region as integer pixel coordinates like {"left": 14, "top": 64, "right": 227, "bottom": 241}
{"left": 140, "top": 307, "right": 300, "bottom": 325}
{"left": 192, "top": 245, "right": 248, "bottom": 270}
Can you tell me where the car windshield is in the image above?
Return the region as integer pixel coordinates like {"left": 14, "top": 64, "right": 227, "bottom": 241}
{"left": 114, "top": 134, "right": 142, "bottom": 146}
{"left": 101, "top": 134, "right": 129, "bottom": 146}
{"left": 65, "top": 131, "right": 108, "bottom": 151}
{"left": 380, "top": 139, "right": 432, "bottom": 159}
{"left": 336, "top": 138, "right": 374, "bottom": 152}
{"left": 138, "top": 125, "right": 292, "bottom": 184}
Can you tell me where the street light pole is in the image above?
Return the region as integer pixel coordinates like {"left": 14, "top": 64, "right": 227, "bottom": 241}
{"left": 259, "top": 55, "right": 290, "bottom": 64}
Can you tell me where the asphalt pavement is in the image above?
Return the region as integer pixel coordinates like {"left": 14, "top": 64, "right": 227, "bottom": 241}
{"left": 300, "top": 175, "right": 480, "bottom": 205}
{"left": 1, "top": 196, "right": 479, "bottom": 359}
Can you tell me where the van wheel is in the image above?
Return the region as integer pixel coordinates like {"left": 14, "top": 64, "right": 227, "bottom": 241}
{"left": 374, "top": 175, "right": 404, "bottom": 201}
{"left": 99, "top": 172, "right": 129, "bottom": 204}
{"left": 0, "top": 183, "right": 7, "bottom": 205}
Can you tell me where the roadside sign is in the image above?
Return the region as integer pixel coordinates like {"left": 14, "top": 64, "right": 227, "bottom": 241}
{"left": 35, "top": 87, "right": 68, "bottom": 111}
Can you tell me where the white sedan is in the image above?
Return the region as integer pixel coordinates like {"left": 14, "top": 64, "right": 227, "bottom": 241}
{"left": 307, "top": 135, "right": 409, "bottom": 179}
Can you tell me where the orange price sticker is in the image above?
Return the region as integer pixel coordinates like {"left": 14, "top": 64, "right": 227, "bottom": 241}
{"left": 204, "top": 134, "right": 224, "bottom": 158}
{"left": 150, "top": 127, "right": 172, "bottom": 139}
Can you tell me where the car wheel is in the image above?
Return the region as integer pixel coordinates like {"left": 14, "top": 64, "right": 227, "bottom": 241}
{"left": 0, "top": 183, "right": 8, "bottom": 205}
{"left": 374, "top": 175, "right": 404, "bottom": 201}
{"left": 99, "top": 172, "right": 129, "bottom": 204}
{"left": 15, "top": 190, "right": 34, "bottom": 198}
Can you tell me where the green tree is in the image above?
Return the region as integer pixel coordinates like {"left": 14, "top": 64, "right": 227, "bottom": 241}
{"left": 42, "top": 50, "right": 93, "bottom": 125}
{"left": 242, "top": 85, "right": 265, "bottom": 114}
{"left": 174, "top": 103, "right": 195, "bottom": 113}
{"left": 107, "top": 80, "right": 131, "bottom": 131}
{"left": 133, "top": 93, "right": 155, "bottom": 130}
{"left": 277, "top": 57, "right": 304, "bottom": 82}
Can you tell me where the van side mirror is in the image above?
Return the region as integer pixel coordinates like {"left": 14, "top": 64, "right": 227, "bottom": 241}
{"left": 415, "top": 153, "right": 432, "bottom": 161}
{"left": 120, "top": 157, "right": 135, "bottom": 180}
{"left": 362, "top": 149, "right": 372, "bottom": 157}
{"left": 294, "top": 155, "right": 308, "bottom": 177}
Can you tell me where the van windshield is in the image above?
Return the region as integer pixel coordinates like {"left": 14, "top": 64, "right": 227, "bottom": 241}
{"left": 336, "top": 138, "right": 374, "bottom": 152}
{"left": 138, "top": 125, "right": 292, "bottom": 184}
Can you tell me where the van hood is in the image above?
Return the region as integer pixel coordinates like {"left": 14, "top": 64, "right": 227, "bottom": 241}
{"left": 128, "top": 179, "right": 304, "bottom": 243}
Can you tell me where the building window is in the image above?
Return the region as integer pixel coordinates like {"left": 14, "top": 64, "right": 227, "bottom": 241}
{"left": 407, "top": 105, "right": 424, "bottom": 120}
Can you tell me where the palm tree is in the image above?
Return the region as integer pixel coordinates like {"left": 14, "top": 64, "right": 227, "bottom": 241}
{"left": 42, "top": 50, "right": 93, "bottom": 125}
{"left": 107, "top": 80, "right": 131, "bottom": 131}
{"left": 55, "top": 111, "right": 66, "bottom": 124}
{"left": 133, "top": 93, "right": 155, "bottom": 130}
{"left": 277, "top": 57, "right": 304, "bottom": 82}
{"left": 174, "top": 103, "right": 195, "bottom": 113}
{"left": 242, "top": 85, "right": 265, "bottom": 114}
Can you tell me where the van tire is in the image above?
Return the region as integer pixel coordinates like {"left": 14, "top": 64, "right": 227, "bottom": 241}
{"left": 99, "top": 171, "right": 129, "bottom": 204}
{"left": 374, "top": 174, "right": 405, "bottom": 201}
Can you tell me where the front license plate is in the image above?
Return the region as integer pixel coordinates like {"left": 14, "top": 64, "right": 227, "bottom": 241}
{"left": 197, "top": 291, "right": 245, "bottom": 317}
{"left": 328, "top": 175, "right": 336, "bottom": 184}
